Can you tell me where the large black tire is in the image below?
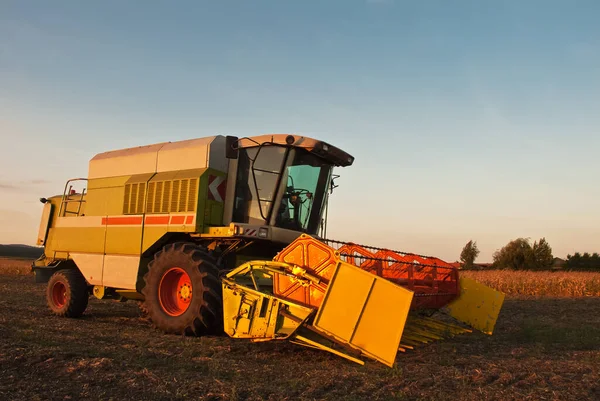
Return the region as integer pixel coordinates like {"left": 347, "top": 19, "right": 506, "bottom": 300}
{"left": 141, "top": 242, "right": 223, "bottom": 336}
{"left": 46, "top": 269, "right": 89, "bottom": 318}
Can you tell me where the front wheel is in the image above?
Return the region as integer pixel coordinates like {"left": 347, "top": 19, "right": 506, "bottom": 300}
{"left": 46, "top": 269, "right": 90, "bottom": 317}
{"left": 141, "top": 242, "right": 223, "bottom": 336}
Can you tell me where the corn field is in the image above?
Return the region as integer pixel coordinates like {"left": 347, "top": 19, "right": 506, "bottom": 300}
{"left": 461, "top": 270, "right": 600, "bottom": 297}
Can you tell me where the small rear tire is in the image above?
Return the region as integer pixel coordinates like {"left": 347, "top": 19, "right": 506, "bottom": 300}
{"left": 46, "top": 269, "right": 90, "bottom": 318}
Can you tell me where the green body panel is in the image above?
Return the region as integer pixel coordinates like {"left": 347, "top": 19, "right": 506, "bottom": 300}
{"left": 195, "top": 168, "right": 227, "bottom": 231}
{"left": 205, "top": 200, "right": 224, "bottom": 226}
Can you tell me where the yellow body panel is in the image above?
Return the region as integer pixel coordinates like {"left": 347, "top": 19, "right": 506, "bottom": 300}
{"left": 445, "top": 277, "right": 505, "bottom": 335}
{"left": 201, "top": 226, "right": 234, "bottom": 236}
{"left": 37, "top": 202, "right": 53, "bottom": 246}
{"left": 312, "top": 261, "right": 414, "bottom": 367}
{"left": 142, "top": 226, "right": 169, "bottom": 253}
{"left": 50, "top": 227, "right": 106, "bottom": 254}
{"left": 88, "top": 176, "right": 132, "bottom": 190}
{"left": 86, "top": 177, "right": 130, "bottom": 216}
{"left": 105, "top": 226, "right": 143, "bottom": 254}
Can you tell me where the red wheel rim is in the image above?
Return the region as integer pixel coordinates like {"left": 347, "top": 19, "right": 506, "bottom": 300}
{"left": 52, "top": 281, "right": 67, "bottom": 308}
{"left": 158, "top": 267, "right": 193, "bottom": 316}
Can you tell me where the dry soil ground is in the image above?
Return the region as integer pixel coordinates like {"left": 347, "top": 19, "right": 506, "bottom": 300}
{"left": 1, "top": 259, "right": 599, "bottom": 401}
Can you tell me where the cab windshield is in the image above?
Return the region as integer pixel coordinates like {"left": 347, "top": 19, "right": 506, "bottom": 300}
{"left": 231, "top": 144, "right": 332, "bottom": 235}
{"left": 276, "top": 151, "right": 332, "bottom": 233}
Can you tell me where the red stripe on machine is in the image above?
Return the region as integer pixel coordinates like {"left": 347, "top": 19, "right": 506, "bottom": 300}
{"left": 170, "top": 215, "right": 185, "bottom": 225}
{"left": 102, "top": 216, "right": 143, "bottom": 226}
{"left": 101, "top": 215, "right": 193, "bottom": 226}
{"left": 145, "top": 216, "right": 170, "bottom": 225}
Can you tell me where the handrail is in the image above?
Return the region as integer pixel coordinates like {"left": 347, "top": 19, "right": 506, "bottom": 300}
{"left": 58, "top": 178, "right": 88, "bottom": 217}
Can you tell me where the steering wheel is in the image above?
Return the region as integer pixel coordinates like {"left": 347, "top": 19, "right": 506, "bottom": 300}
{"left": 284, "top": 187, "right": 312, "bottom": 205}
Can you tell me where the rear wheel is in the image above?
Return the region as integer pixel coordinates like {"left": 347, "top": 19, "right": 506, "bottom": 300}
{"left": 46, "top": 269, "right": 89, "bottom": 317}
{"left": 141, "top": 242, "right": 223, "bottom": 336}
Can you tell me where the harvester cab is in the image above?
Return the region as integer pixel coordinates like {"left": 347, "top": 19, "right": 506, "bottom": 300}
{"left": 32, "top": 133, "right": 505, "bottom": 368}
{"left": 224, "top": 134, "right": 352, "bottom": 244}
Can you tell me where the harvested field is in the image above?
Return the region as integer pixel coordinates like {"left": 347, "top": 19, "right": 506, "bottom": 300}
{"left": 1, "top": 260, "right": 599, "bottom": 400}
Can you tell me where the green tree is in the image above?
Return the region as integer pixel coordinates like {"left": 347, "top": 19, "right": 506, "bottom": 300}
{"left": 460, "top": 240, "right": 480, "bottom": 269}
{"left": 492, "top": 238, "right": 536, "bottom": 270}
{"left": 566, "top": 252, "right": 582, "bottom": 270}
{"left": 532, "top": 237, "right": 553, "bottom": 270}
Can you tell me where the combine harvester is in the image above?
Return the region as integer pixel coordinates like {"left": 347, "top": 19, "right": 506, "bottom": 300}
{"left": 33, "top": 134, "right": 504, "bottom": 367}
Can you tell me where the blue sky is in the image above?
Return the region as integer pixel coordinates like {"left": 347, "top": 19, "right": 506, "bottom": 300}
{"left": 1, "top": 0, "right": 599, "bottom": 261}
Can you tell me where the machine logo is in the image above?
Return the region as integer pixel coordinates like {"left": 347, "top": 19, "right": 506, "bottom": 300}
{"left": 207, "top": 175, "right": 226, "bottom": 202}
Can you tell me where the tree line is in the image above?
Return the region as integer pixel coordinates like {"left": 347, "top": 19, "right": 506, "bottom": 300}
{"left": 564, "top": 252, "right": 600, "bottom": 271}
{"left": 459, "top": 238, "right": 600, "bottom": 271}
{"left": 0, "top": 244, "right": 44, "bottom": 259}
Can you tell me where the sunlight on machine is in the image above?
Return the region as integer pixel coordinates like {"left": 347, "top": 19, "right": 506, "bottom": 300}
{"left": 32, "top": 133, "right": 504, "bottom": 367}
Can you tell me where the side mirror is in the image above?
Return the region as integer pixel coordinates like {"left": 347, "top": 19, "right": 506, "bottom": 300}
{"left": 225, "top": 135, "right": 239, "bottom": 159}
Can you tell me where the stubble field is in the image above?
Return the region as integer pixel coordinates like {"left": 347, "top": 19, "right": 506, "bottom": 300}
{"left": 1, "top": 258, "right": 599, "bottom": 400}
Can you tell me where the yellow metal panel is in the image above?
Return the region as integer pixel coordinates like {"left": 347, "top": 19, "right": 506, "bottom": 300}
{"left": 351, "top": 278, "right": 413, "bottom": 366}
{"left": 86, "top": 186, "right": 127, "bottom": 216}
{"left": 201, "top": 225, "right": 235, "bottom": 237}
{"left": 313, "top": 261, "right": 414, "bottom": 367}
{"left": 445, "top": 277, "right": 505, "bottom": 335}
{"left": 312, "top": 263, "right": 374, "bottom": 341}
{"left": 142, "top": 226, "right": 169, "bottom": 253}
{"left": 52, "top": 227, "right": 106, "bottom": 253}
{"left": 88, "top": 176, "right": 130, "bottom": 190}
{"left": 173, "top": 168, "right": 208, "bottom": 180}
{"left": 105, "top": 226, "right": 142, "bottom": 255}
{"left": 148, "top": 171, "right": 179, "bottom": 182}
{"left": 37, "top": 202, "right": 53, "bottom": 245}
{"left": 54, "top": 216, "right": 102, "bottom": 228}
{"left": 222, "top": 280, "right": 313, "bottom": 339}
{"left": 124, "top": 173, "right": 155, "bottom": 185}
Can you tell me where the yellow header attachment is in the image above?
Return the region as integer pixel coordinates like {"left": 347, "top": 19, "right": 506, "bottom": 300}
{"left": 220, "top": 234, "right": 505, "bottom": 368}
{"left": 221, "top": 258, "right": 414, "bottom": 367}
